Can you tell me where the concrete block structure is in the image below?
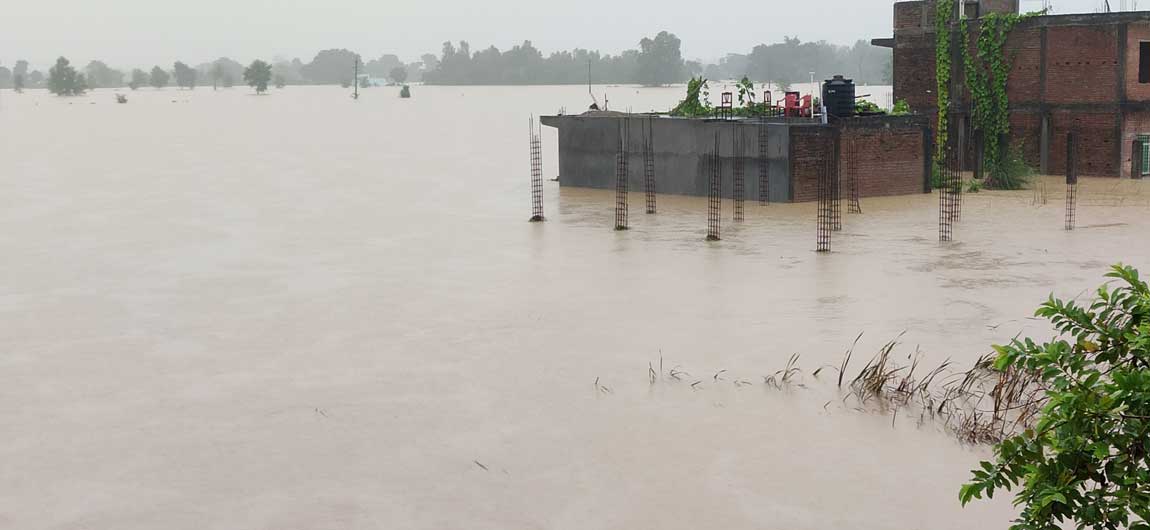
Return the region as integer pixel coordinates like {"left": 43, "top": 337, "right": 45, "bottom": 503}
{"left": 540, "top": 114, "right": 932, "bottom": 202}
{"left": 874, "top": 0, "right": 1150, "bottom": 178}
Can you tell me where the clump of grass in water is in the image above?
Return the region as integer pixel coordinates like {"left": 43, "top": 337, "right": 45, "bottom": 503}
{"left": 644, "top": 335, "right": 1047, "bottom": 445}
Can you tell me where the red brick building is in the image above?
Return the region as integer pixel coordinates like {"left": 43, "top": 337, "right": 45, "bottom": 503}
{"left": 874, "top": 0, "right": 1150, "bottom": 178}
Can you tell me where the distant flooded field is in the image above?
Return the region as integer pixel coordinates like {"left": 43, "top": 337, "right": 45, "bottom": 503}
{"left": 1, "top": 85, "right": 1147, "bottom": 530}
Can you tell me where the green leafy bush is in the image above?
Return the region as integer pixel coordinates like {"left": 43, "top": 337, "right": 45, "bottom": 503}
{"left": 891, "top": 99, "right": 911, "bottom": 116}
{"left": 988, "top": 144, "right": 1034, "bottom": 190}
{"left": 855, "top": 100, "right": 882, "bottom": 114}
{"left": 670, "top": 76, "right": 712, "bottom": 117}
{"left": 961, "top": 264, "right": 1150, "bottom": 530}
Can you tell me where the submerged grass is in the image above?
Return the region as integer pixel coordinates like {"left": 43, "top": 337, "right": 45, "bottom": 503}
{"left": 635, "top": 334, "right": 1047, "bottom": 445}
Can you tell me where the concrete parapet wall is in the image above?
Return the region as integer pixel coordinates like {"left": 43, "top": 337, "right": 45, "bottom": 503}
{"left": 541, "top": 115, "right": 792, "bottom": 202}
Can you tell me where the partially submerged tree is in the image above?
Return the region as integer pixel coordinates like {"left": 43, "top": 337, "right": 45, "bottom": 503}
{"left": 173, "top": 61, "right": 197, "bottom": 89}
{"left": 13, "top": 60, "right": 28, "bottom": 92}
{"left": 389, "top": 66, "right": 408, "bottom": 85}
{"left": 961, "top": 264, "right": 1150, "bottom": 530}
{"left": 149, "top": 66, "right": 170, "bottom": 89}
{"left": 244, "top": 59, "right": 272, "bottom": 94}
{"left": 128, "top": 69, "right": 148, "bottom": 90}
{"left": 84, "top": 60, "right": 123, "bottom": 89}
{"left": 47, "top": 57, "right": 87, "bottom": 96}
{"left": 637, "top": 31, "right": 685, "bottom": 86}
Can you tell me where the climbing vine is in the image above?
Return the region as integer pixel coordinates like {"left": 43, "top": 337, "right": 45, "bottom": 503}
{"left": 961, "top": 11, "right": 1035, "bottom": 189}
{"left": 934, "top": 0, "right": 954, "bottom": 180}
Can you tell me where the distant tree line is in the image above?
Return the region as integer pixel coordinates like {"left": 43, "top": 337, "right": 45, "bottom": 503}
{"left": 0, "top": 33, "right": 890, "bottom": 93}
{"left": 703, "top": 37, "right": 892, "bottom": 86}
{"left": 419, "top": 32, "right": 890, "bottom": 86}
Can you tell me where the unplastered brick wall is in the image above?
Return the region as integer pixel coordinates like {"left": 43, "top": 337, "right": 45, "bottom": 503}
{"left": 1009, "top": 111, "right": 1042, "bottom": 168}
{"left": 895, "top": 35, "right": 937, "bottom": 113}
{"left": 843, "top": 126, "right": 927, "bottom": 198}
{"left": 790, "top": 123, "right": 928, "bottom": 203}
{"left": 789, "top": 127, "right": 834, "bottom": 203}
{"left": 1004, "top": 27, "right": 1043, "bottom": 105}
{"left": 895, "top": 1, "right": 927, "bottom": 30}
{"left": 1050, "top": 110, "right": 1118, "bottom": 176}
{"left": 1044, "top": 25, "right": 1121, "bottom": 104}
{"left": 1125, "top": 23, "right": 1150, "bottom": 101}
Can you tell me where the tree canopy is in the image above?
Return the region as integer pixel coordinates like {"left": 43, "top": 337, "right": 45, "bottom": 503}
{"left": 422, "top": 39, "right": 643, "bottom": 85}
{"left": 389, "top": 66, "right": 408, "bottom": 84}
{"left": 149, "top": 66, "right": 170, "bottom": 89}
{"left": 244, "top": 59, "right": 273, "bottom": 94}
{"left": 128, "top": 69, "right": 147, "bottom": 90}
{"left": 961, "top": 264, "right": 1150, "bottom": 530}
{"left": 301, "top": 49, "right": 358, "bottom": 85}
{"left": 47, "top": 57, "right": 87, "bottom": 96}
{"left": 637, "top": 31, "right": 685, "bottom": 86}
{"left": 84, "top": 60, "right": 123, "bottom": 88}
{"left": 705, "top": 37, "right": 890, "bottom": 85}
{"left": 173, "top": 61, "right": 197, "bottom": 89}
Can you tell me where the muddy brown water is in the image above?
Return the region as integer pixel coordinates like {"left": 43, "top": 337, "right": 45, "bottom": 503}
{"left": 1, "top": 85, "right": 1148, "bottom": 530}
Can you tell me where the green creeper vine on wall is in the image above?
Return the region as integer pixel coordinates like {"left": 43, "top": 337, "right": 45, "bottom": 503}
{"left": 935, "top": 0, "right": 1037, "bottom": 190}
{"left": 961, "top": 11, "right": 1035, "bottom": 189}
{"left": 934, "top": 0, "right": 955, "bottom": 181}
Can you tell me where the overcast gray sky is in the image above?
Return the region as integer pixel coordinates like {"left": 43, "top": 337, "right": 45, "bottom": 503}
{"left": 0, "top": 0, "right": 1110, "bottom": 69}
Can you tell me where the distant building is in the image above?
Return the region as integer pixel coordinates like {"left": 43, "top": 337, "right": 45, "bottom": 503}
{"left": 874, "top": 0, "right": 1150, "bottom": 177}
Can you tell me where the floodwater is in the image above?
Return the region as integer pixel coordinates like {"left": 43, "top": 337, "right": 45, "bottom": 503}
{"left": 1, "top": 85, "right": 1148, "bottom": 530}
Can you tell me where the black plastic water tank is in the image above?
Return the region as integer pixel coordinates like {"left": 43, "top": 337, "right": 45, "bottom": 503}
{"left": 822, "top": 75, "right": 856, "bottom": 118}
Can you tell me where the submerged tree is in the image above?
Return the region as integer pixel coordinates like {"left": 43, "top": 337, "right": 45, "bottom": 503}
{"left": 47, "top": 57, "right": 87, "bottom": 96}
{"left": 961, "top": 264, "right": 1150, "bottom": 530}
{"left": 149, "top": 66, "right": 170, "bottom": 89}
{"left": 12, "top": 60, "right": 27, "bottom": 92}
{"left": 637, "top": 31, "right": 686, "bottom": 86}
{"left": 128, "top": 69, "right": 148, "bottom": 90}
{"left": 173, "top": 61, "right": 197, "bottom": 89}
{"left": 244, "top": 59, "right": 272, "bottom": 94}
{"left": 84, "top": 60, "right": 123, "bottom": 89}
{"left": 389, "top": 66, "right": 408, "bottom": 85}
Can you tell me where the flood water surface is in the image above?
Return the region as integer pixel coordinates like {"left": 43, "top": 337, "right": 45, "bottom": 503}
{"left": 2, "top": 86, "right": 1149, "bottom": 530}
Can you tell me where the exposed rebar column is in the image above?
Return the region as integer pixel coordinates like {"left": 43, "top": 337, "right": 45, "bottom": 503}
{"left": 732, "top": 125, "right": 745, "bottom": 222}
{"left": 758, "top": 120, "right": 770, "bottom": 204}
{"left": 1066, "top": 131, "right": 1078, "bottom": 231}
{"left": 644, "top": 116, "right": 656, "bottom": 214}
{"left": 529, "top": 117, "right": 544, "bottom": 222}
{"left": 939, "top": 150, "right": 958, "bottom": 242}
{"left": 846, "top": 135, "right": 862, "bottom": 214}
{"left": 615, "top": 119, "right": 630, "bottom": 230}
{"left": 706, "top": 132, "right": 722, "bottom": 241}
{"left": 831, "top": 132, "right": 843, "bottom": 231}
{"left": 816, "top": 142, "right": 833, "bottom": 252}
{"left": 951, "top": 148, "right": 963, "bottom": 222}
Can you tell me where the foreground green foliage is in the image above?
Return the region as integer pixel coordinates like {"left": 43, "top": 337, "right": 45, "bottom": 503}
{"left": 961, "top": 264, "right": 1150, "bottom": 530}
